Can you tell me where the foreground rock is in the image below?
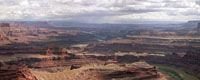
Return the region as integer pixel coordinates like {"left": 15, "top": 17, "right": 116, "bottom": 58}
{"left": 0, "top": 64, "right": 38, "bottom": 80}
{"left": 31, "top": 61, "right": 165, "bottom": 80}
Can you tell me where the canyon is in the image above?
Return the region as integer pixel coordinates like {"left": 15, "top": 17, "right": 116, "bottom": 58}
{"left": 0, "top": 21, "right": 200, "bottom": 80}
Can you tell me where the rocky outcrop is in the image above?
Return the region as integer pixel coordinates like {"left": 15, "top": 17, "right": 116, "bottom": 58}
{"left": 30, "top": 58, "right": 105, "bottom": 69}
{"left": 0, "top": 24, "right": 9, "bottom": 43}
{"left": 0, "top": 23, "right": 13, "bottom": 35}
{"left": 46, "top": 47, "right": 68, "bottom": 55}
{"left": 0, "top": 22, "right": 62, "bottom": 46}
{"left": 83, "top": 52, "right": 200, "bottom": 79}
{"left": 0, "top": 29, "right": 8, "bottom": 41}
{"left": 46, "top": 48, "right": 53, "bottom": 55}
{"left": 75, "top": 62, "right": 162, "bottom": 80}
{"left": 0, "top": 65, "right": 38, "bottom": 80}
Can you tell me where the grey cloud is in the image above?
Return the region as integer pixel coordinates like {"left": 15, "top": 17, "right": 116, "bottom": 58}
{"left": 119, "top": 8, "right": 160, "bottom": 14}
{"left": 196, "top": 0, "right": 200, "bottom": 5}
{"left": 164, "top": 1, "right": 189, "bottom": 8}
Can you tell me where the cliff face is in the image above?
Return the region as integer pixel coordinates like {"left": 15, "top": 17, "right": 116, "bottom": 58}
{"left": 0, "top": 29, "right": 8, "bottom": 41}
{"left": 0, "top": 23, "right": 16, "bottom": 42}
{"left": 0, "top": 23, "right": 13, "bottom": 34}
{"left": 0, "top": 22, "right": 62, "bottom": 46}
{"left": 0, "top": 65, "right": 38, "bottom": 80}
{"left": 0, "top": 23, "right": 9, "bottom": 43}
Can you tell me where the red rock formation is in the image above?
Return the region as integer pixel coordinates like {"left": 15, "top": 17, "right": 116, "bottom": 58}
{"left": 0, "top": 30, "right": 6, "bottom": 40}
{"left": 0, "top": 23, "right": 13, "bottom": 32}
{"left": 46, "top": 48, "right": 53, "bottom": 56}
{"left": 0, "top": 23, "right": 15, "bottom": 37}
{"left": 0, "top": 27, "right": 9, "bottom": 41}
{"left": 0, "top": 65, "right": 38, "bottom": 80}
{"left": 46, "top": 47, "right": 68, "bottom": 55}
{"left": 80, "top": 47, "right": 85, "bottom": 52}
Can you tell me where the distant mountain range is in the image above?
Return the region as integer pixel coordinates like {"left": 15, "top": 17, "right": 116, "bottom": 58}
{"left": 0, "top": 20, "right": 199, "bottom": 30}
{"left": 182, "top": 20, "right": 200, "bottom": 30}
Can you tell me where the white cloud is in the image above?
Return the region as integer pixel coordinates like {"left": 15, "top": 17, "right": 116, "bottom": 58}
{"left": 0, "top": 0, "right": 199, "bottom": 23}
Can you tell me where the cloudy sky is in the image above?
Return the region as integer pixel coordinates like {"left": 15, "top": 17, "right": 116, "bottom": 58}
{"left": 0, "top": 0, "right": 200, "bottom": 23}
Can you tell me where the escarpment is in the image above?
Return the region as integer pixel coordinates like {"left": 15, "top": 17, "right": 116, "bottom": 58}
{"left": 0, "top": 64, "right": 38, "bottom": 80}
